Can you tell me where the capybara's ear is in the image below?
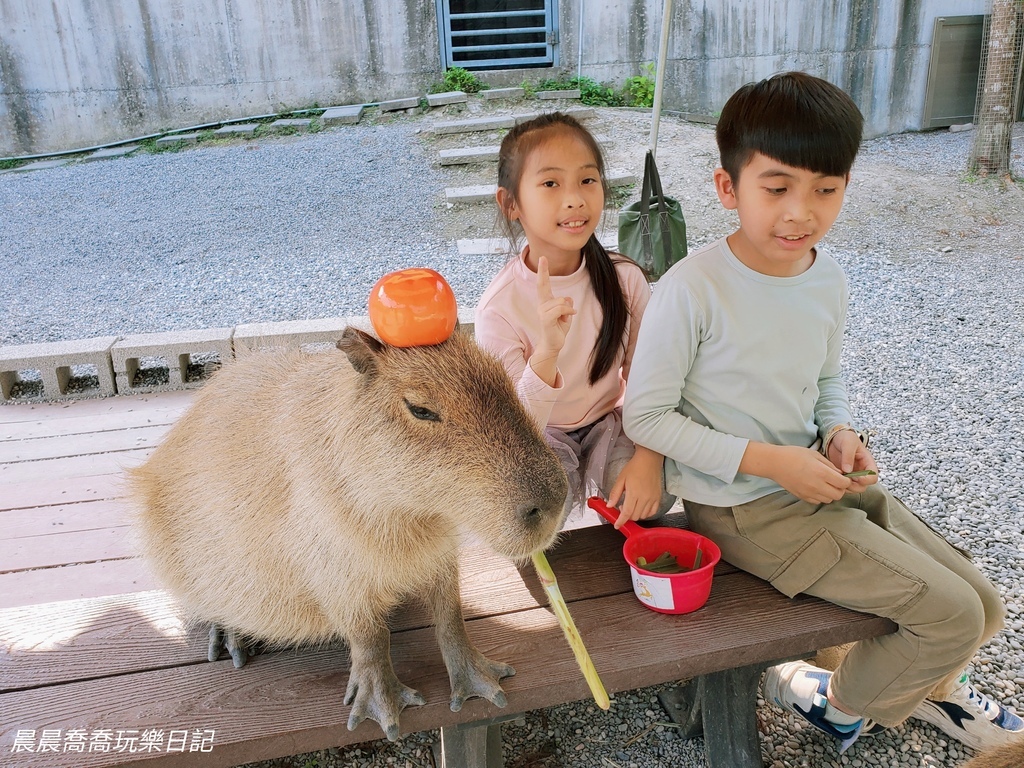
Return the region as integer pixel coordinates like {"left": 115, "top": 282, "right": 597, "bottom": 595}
{"left": 337, "top": 327, "right": 384, "bottom": 375}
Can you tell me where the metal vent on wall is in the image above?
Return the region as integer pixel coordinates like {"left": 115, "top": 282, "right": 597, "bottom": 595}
{"left": 437, "top": 0, "right": 558, "bottom": 70}
{"left": 922, "top": 15, "right": 986, "bottom": 128}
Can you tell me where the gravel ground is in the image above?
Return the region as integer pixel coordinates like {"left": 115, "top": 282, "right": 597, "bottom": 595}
{"left": 3, "top": 103, "right": 1023, "bottom": 768}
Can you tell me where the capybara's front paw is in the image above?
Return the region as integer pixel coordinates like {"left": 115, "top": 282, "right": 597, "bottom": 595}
{"left": 448, "top": 649, "right": 516, "bottom": 712}
{"left": 208, "top": 624, "right": 249, "bottom": 668}
{"left": 344, "top": 667, "right": 426, "bottom": 742}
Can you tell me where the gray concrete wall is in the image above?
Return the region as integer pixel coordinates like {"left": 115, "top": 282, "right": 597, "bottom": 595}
{"left": 0, "top": 0, "right": 987, "bottom": 156}
{"left": 0, "top": 0, "right": 441, "bottom": 156}
{"left": 564, "top": 0, "right": 986, "bottom": 138}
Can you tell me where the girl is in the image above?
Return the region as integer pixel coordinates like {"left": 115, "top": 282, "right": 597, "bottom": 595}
{"left": 474, "top": 112, "right": 674, "bottom": 528}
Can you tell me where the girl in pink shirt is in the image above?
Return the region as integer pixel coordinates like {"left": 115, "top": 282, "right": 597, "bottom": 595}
{"left": 474, "top": 112, "right": 673, "bottom": 527}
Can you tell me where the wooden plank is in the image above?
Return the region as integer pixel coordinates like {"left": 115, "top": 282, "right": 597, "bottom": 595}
{"left": 0, "top": 425, "right": 170, "bottom": 464}
{"left": 0, "top": 473, "right": 124, "bottom": 511}
{"left": 2, "top": 525, "right": 136, "bottom": 573}
{"left": 0, "top": 559, "right": 159, "bottom": 609}
{"left": 0, "top": 521, "right": 697, "bottom": 688}
{"left": 0, "top": 573, "right": 894, "bottom": 768}
{"left": 0, "top": 391, "right": 195, "bottom": 425}
{"left": 0, "top": 448, "right": 150, "bottom": 484}
{"left": 0, "top": 401, "right": 191, "bottom": 441}
{"left": 1, "top": 498, "right": 132, "bottom": 539}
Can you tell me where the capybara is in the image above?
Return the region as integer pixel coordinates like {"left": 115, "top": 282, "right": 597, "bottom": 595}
{"left": 130, "top": 327, "right": 568, "bottom": 741}
{"left": 961, "top": 740, "right": 1024, "bottom": 768}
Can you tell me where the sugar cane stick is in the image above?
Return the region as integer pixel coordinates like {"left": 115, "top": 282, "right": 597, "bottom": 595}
{"left": 531, "top": 550, "right": 610, "bottom": 710}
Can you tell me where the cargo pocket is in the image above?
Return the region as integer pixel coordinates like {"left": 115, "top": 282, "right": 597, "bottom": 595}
{"left": 768, "top": 529, "right": 841, "bottom": 598}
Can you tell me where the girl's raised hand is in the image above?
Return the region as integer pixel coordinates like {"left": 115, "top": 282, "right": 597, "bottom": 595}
{"left": 535, "top": 256, "right": 576, "bottom": 356}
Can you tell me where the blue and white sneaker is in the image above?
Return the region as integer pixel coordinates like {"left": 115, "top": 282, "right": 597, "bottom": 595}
{"left": 912, "top": 672, "right": 1024, "bottom": 751}
{"left": 762, "top": 661, "right": 867, "bottom": 753}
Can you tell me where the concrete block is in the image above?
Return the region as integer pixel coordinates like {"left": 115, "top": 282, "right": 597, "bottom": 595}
{"left": 156, "top": 133, "right": 200, "bottom": 147}
{"left": 7, "top": 159, "right": 72, "bottom": 173}
{"left": 447, "top": 172, "right": 632, "bottom": 205}
{"left": 427, "top": 90, "right": 468, "bottom": 107}
{"left": 111, "top": 327, "right": 234, "bottom": 394}
{"left": 83, "top": 145, "right": 139, "bottom": 162}
{"left": 949, "top": 122, "right": 974, "bottom": 133}
{"left": 380, "top": 97, "right": 421, "bottom": 112}
{"left": 606, "top": 169, "right": 636, "bottom": 187}
{"left": 564, "top": 107, "right": 597, "bottom": 120}
{"left": 480, "top": 87, "right": 525, "bottom": 100}
{"left": 513, "top": 112, "right": 542, "bottom": 125}
{"left": 321, "top": 105, "right": 364, "bottom": 125}
{"left": 439, "top": 145, "right": 499, "bottom": 166}
{"left": 535, "top": 89, "right": 581, "bottom": 100}
{"left": 445, "top": 184, "right": 498, "bottom": 204}
{"left": 269, "top": 118, "right": 312, "bottom": 132}
{"left": 213, "top": 124, "right": 258, "bottom": 137}
{"left": 0, "top": 336, "right": 118, "bottom": 401}
{"left": 233, "top": 317, "right": 349, "bottom": 356}
{"left": 457, "top": 232, "right": 618, "bottom": 256}
{"left": 432, "top": 116, "right": 515, "bottom": 135}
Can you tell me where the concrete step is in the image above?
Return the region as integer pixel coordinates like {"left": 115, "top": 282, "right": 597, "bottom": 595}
{"left": 457, "top": 231, "right": 619, "bottom": 255}
{"left": 432, "top": 107, "right": 597, "bottom": 137}
{"left": 84, "top": 145, "right": 139, "bottom": 162}
{"left": 155, "top": 133, "right": 200, "bottom": 147}
{"left": 380, "top": 97, "right": 421, "bottom": 113}
{"left": 480, "top": 87, "right": 525, "bottom": 101}
{"left": 213, "top": 124, "right": 258, "bottom": 137}
{"left": 445, "top": 169, "right": 635, "bottom": 204}
{"left": 3, "top": 159, "right": 72, "bottom": 174}
{"left": 427, "top": 90, "right": 468, "bottom": 107}
{"left": 321, "top": 105, "right": 364, "bottom": 125}
{"left": 439, "top": 134, "right": 612, "bottom": 166}
{"left": 269, "top": 118, "right": 312, "bottom": 132}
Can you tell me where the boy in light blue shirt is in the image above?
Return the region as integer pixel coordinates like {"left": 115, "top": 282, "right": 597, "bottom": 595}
{"left": 623, "top": 71, "right": 1022, "bottom": 753}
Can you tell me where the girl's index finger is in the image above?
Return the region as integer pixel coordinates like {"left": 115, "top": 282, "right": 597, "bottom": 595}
{"left": 536, "top": 256, "right": 554, "bottom": 301}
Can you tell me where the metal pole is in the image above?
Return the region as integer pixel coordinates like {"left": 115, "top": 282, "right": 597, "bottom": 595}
{"left": 649, "top": 0, "right": 673, "bottom": 158}
{"left": 577, "top": 0, "right": 584, "bottom": 83}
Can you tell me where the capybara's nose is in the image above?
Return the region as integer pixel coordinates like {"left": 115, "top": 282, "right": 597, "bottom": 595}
{"left": 517, "top": 504, "right": 544, "bottom": 525}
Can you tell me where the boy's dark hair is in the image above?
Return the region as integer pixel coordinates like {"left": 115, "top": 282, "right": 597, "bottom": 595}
{"left": 716, "top": 71, "right": 864, "bottom": 182}
{"left": 496, "top": 112, "right": 637, "bottom": 386}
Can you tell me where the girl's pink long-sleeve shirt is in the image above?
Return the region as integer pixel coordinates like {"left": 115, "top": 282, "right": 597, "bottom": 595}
{"left": 474, "top": 246, "right": 652, "bottom": 431}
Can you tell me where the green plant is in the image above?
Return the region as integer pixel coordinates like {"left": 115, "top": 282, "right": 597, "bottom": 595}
{"left": 624, "top": 62, "right": 657, "bottom": 108}
{"left": 0, "top": 158, "right": 22, "bottom": 170}
{"left": 430, "top": 67, "right": 486, "bottom": 94}
{"left": 534, "top": 76, "right": 626, "bottom": 107}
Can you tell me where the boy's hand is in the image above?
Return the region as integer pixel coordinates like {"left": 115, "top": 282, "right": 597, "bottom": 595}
{"left": 741, "top": 442, "right": 851, "bottom": 505}
{"left": 827, "top": 430, "right": 879, "bottom": 492}
{"left": 607, "top": 447, "right": 665, "bottom": 529}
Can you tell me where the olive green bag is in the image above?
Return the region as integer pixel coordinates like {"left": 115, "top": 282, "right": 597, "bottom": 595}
{"left": 617, "top": 150, "right": 687, "bottom": 279}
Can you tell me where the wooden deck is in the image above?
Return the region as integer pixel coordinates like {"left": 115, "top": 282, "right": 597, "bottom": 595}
{"left": 1, "top": 392, "right": 896, "bottom": 768}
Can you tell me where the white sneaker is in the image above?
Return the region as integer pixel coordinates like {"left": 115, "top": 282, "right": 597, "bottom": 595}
{"left": 762, "top": 661, "right": 867, "bottom": 753}
{"left": 912, "top": 673, "right": 1024, "bottom": 751}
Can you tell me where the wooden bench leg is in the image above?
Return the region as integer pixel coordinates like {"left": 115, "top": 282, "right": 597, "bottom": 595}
{"left": 439, "top": 721, "right": 503, "bottom": 768}
{"left": 700, "top": 662, "right": 769, "bottom": 768}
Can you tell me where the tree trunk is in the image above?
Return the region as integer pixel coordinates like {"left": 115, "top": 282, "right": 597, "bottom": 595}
{"left": 970, "top": 0, "right": 1023, "bottom": 178}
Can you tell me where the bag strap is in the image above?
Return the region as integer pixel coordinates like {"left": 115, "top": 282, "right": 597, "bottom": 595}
{"left": 640, "top": 150, "right": 673, "bottom": 269}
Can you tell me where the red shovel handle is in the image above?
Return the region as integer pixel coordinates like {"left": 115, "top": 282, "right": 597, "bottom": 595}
{"left": 586, "top": 496, "right": 647, "bottom": 538}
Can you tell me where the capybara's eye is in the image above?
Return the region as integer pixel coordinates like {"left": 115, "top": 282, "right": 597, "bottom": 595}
{"left": 404, "top": 400, "right": 440, "bottom": 422}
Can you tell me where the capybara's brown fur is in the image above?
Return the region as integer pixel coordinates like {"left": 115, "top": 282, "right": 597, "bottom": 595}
{"left": 961, "top": 741, "right": 1024, "bottom": 768}
{"left": 130, "top": 327, "right": 568, "bottom": 740}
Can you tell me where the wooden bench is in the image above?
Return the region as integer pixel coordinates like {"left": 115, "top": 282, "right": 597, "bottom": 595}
{"left": 1, "top": 390, "right": 897, "bottom": 768}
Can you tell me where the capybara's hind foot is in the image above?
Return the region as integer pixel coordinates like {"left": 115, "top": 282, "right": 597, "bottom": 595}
{"left": 448, "top": 649, "right": 515, "bottom": 712}
{"left": 344, "top": 667, "right": 426, "bottom": 742}
{"left": 208, "top": 624, "right": 249, "bottom": 668}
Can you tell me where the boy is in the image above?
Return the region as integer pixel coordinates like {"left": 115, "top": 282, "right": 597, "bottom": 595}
{"left": 621, "top": 71, "right": 1022, "bottom": 753}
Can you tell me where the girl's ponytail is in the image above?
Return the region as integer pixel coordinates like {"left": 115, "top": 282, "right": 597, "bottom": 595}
{"left": 583, "top": 236, "right": 631, "bottom": 385}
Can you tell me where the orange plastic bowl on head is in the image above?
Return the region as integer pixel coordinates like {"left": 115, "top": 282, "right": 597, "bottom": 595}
{"left": 368, "top": 268, "right": 458, "bottom": 347}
